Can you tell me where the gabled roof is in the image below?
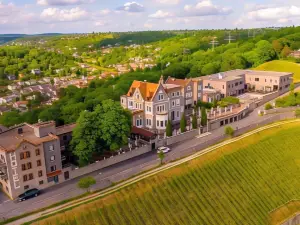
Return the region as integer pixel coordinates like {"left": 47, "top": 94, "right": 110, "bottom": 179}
{"left": 127, "top": 80, "right": 159, "bottom": 101}
{"left": 165, "top": 77, "right": 192, "bottom": 87}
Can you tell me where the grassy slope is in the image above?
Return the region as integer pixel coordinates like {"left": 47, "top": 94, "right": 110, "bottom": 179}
{"left": 33, "top": 122, "right": 300, "bottom": 225}
{"left": 254, "top": 60, "right": 300, "bottom": 83}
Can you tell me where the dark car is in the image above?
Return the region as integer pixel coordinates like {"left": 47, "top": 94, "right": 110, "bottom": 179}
{"left": 18, "top": 188, "right": 40, "bottom": 201}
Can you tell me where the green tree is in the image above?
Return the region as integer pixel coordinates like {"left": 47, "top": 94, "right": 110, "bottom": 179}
{"left": 166, "top": 120, "right": 172, "bottom": 137}
{"left": 180, "top": 114, "right": 186, "bottom": 133}
{"left": 77, "top": 177, "right": 96, "bottom": 192}
{"left": 264, "top": 103, "right": 273, "bottom": 110}
{"left": 192, "top": 114, "right": 197, "bottom": 129}
{"left": 157, "top": 150, "right": 165, "bottom": 165}
{"left": 225, "top": 126, "right": 235, "bottom": 137}
{"left": 272, "top": 40, "right": 283, "bottom": 58}
{"left": 281, "top": 46, "right": 292, "bottom": 58}
{"left": 71, "top": 100, "right": 132, "bottom": 166}
{"left": 200, "top": 107, "right": 207, "bottom": 126}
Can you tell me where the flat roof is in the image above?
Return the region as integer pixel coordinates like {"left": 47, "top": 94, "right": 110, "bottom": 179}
{"left": 56, "top": 123, "right": 76, "bottom": 136}
{"left": 0, "top": 124, "right": 58, "bottom": 152}
{"left": 201, "top": 69, "right": 292, "bottom": 82}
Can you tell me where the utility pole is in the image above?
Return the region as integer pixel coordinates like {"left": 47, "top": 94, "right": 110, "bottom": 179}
{"left": 209, "top": 37, "right": 219, "bottom": 51}
{"left": 224, "top": 32, "right": 236, "bottom": 44}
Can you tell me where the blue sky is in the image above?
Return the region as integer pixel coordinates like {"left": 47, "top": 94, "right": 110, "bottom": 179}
{"left": 0, "top": 0, "right": 300, "bottom": 34}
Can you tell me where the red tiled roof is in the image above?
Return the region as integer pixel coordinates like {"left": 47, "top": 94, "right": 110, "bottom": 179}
{"left": 131, "top": 126, "right": 155, "bottom": 138}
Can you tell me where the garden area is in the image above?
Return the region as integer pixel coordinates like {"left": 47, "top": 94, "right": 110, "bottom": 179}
{"left": 32, "top": 121, "right": 300, "bottom": 225}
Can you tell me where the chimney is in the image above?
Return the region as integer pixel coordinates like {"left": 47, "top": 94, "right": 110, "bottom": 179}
{"left": 17, "top": 127, "right": 23, "bottom": 135}
{"left": 159, "top": 75, "right": 164, "bottom": 84}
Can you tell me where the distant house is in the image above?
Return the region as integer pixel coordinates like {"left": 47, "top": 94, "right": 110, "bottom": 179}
{"left": 0, "top": 95, "right": 18, "bottom": 104}
{"left": 13, "top": 101, "right": 28, "bottom": 110}
{"left": 290, "top": 50, "right": 300, "bottom": 58}
{"left": 31, "top": 69, "right": 41, "bottom": 75}
{"left": 6, "top": 74, "right": 16, "bottom": 81}
{"left": 7, "top": 84, "right": 19, "bottom": 91}
{"left": 0, "top": 105, "right": 10, "bottom": 115}
{"left": 25, "top": 80, "right": 37, "bottom": 86}
{"left": 80, "top": 64, "right": 90, "bottom": 69}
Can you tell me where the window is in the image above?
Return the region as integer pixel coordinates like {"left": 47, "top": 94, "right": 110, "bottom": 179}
{"left": 25, "top": 151, "right": 30, "bottom": 158}
{"left": 50, "top": 165, "right": 56, "bottom": 172}
{"left": 158, "top": 94, "right": 164, "bottom": 101}
{"left": 240, "top": 81, "right": 243, "bottom": 85}
{"left": 198, "top": 85, "right": 202, "bottom": 90}
{"left": 35, "top": 149, "right": 40, "bottom": 156}
{"left": 38, "top": 171, "right": 43, "bottom": 177}
{"left": 177, "top": 91, "right": 180, "bottom": 96}
{"left": 172, "top": 101, "right": 175, "bottom": 107}
{"left": 265, "top": 79, "right": 267, "bottom": 82}
{"left": 37, "top": 160, "right": 42, "bottom": 167}
{"left": 222, "top": 85, "right": 224, "bottom": 89}
{"left": 270, "top": 79, "right": 272, "bottom": 83}
{"left": 176, "top": 99, "right": 180, "bottom": 106}
{"left": 146, "top": 106, "right": 152, "bottom": 113}
{"left": 136, "top": 94, "right": 140, "bottom": 99}
{"left": 157, "top": 121, "right": 159, "bottom": 127}
{"left": 27, "top": 162, "right": 32, "bottom": 170}
{"left": 20, "top": 153, "right": 24, "bottom": 160}
{"left": 24, "top": 185, "right": 29, "bottom": 190}
{"left": 165, "top": 120, "right": 167, "bottom": 126}
{"left": 39, "top": 180, "right": 44, "bottom": 185}
{"left": 172, "top": 92, "right": 175, "bottom": 97}
{"left": 177, "top": 111, "right": 179, "bottom": 118}
{"left": 23, "top": 175, "right": 28, "bottom": 182}
{"left": 160, "top": 121, "right": 163, "bottom": 127}
{"left": 63, "top": 135, "right": 67, "bottom": 141}
{"left": 121, "top": 99, "right": 124, "bottom": 104}
{"left": 49, "top": 145, "right": 54, "bottom": 151}
{"left": 22, "top": 164, "right": 26, "bottom": 171}
{"left": 29, "top": 173, "right": 34, "bottom": 180}
{"left": 235, "top": 82, "right": 238, "bottom": 86}
{"left": 255, "top": 78, "right": 259, "bottom": 82}
{"left": 50, "top": 156, "right": 55, "bottom": 162}
{"left": 187, "top": 86, "right": 191, "bottom": 91}
{"left": 129, "top": 101, "right": 133, "bottom": 107}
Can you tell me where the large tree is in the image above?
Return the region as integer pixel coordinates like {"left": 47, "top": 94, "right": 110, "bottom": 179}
{"left": 71, "top": 100, "right": 132, "bottom": 166}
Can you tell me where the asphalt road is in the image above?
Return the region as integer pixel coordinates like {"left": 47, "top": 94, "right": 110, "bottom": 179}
{"left": 0, "top": 97, "right": 296, "bottom": 220}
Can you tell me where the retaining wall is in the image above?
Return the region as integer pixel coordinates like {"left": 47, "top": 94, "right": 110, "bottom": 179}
{"left": 69, "top": 145, "right": 152, "bottom": 179}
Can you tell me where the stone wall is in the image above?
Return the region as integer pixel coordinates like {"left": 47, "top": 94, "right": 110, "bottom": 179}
{"left": 68, "top": 145, "right": 152, "bottom": 179}
{"left": 265, "top": 106, "right": 300, "bottom": 115}
{"left": 166, "top": 129, "right": 199, "bottom": 146}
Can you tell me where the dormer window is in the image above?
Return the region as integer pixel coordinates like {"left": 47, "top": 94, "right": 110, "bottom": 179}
{"left": 136, "top": 94, "right": 140, "bottom": 99}
{"left": 187, "top": 86, "right": 191, "bottom": 91}
{"left": 158, "top": 94, "right": 164, "bottom": 101}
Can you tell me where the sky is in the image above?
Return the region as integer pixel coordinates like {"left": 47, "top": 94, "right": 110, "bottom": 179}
{"left": 1, "top": 0, "right": 300, "bottom": 34}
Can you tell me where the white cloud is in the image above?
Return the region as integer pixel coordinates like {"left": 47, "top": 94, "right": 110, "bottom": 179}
{"left": 37, "top": 0, "right": 93, "bottom": 6}
{"left": 0, "top": 2, "right": 18, "bottom": 17}
{"left": 247, "top": 5, "right": 300, "bottom": 21}
{"left": 144, "top": 23, "right": 153, "bottom": 28}
{"left": 183, "top": 0, "right": 233, "bottom": 17}
{"left": 116, "top": 2, "right": 144, "bottom": 13}
{"left": 40, "top": 7, "right": 87, "bottom": 22}
{"left": 165, "top": 17, "right": 190, "bottom": 24}
{"left": 154, "top": 0, "right": 180, "bottom": 5}
{"left": 149, "top": 10, "right": 173, "bottom": 18}
{"left": 100, "top": 9, "right": 111, "bottom": 15}
{"left": 94, "top": 20, "right": 108, "bottom": 26}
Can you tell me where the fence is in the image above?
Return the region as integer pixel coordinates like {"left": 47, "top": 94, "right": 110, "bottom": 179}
{"left": 265, "top": 106, "right": 300, "bottom": 115}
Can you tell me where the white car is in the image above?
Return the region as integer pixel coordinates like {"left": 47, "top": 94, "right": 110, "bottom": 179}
{"left": 157, "top": 146, "right": 171, "bottom": 154}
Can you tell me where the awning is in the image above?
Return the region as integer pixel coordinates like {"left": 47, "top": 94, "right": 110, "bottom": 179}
{"left": 131, "top": 126, "right": 156, "bottom": 138}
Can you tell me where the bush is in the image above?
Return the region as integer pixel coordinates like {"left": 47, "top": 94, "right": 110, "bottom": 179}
{"left": 180, "top": 114, "right": 186, "bottom": 133}
{"left": 192, "top": 114, "right": 197, "bottom": 129}
{"left": 295, "top": 109, "right": 300, "bottom": 118}
{"left": 264, "top": 103, "right": 273, "bottom": 110}
{"left": 225, "top": 126, "right": 235, "bottom": 137}
{"left": 200, "top": 107, "right": 207, "bottom": 126}
{"left": 77, "top": 177, "right": 96, "bottom": 192}
{"left": 166, "top": 120, "right": 172, "bottom": 137}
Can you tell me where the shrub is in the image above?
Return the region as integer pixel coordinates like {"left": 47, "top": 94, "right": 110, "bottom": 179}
{"left": 225, "top": 126, "right": 235, "bottom": 137}
{"left": 200, "top": 107, "right": 207, "bottom": 126}
{"left": 192, "top": 114, "right": 197, "bottom": 129}
{"left": 264, "top": 103, "right": 273, "bottom": 110}
{"left": 295, "top": 109, "right": 300, "bottom": 118}
{"left": 166, "top": 120, "right": 172, "bottom": 137}
{"left": 180, "top": 114, "right": 186, "bottom": 133}
{"left": 218, "top": 96, "right": 240, "bottom": 108}
{"left": 78, "top": 177, "right": 96, "bottom": 192}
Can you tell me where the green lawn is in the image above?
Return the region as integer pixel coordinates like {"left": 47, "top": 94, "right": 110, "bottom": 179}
{"left": 33, "top": 122, "right": 300, "bottom": 225}
{"left": 255, "top": 60, "right": 300, "bottom": 83}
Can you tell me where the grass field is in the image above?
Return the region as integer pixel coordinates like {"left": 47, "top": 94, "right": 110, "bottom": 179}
{"left": 33, "top": 122, "right": 300, "bottom": 225}
{"left": 254, "top": 60, "right": 300, "bottom": 83}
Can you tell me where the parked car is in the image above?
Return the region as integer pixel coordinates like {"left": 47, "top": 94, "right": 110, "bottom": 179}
{"left": 157, "top": 146, "right": 171, "bottom": 154}
{"left": 18, "top": 188, "right": 40, "bottom": 201}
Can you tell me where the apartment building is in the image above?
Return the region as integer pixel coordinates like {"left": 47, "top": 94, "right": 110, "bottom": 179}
{"left": 165, "top": 77, "right": 195, "bottom": 109}
{"left": 120, "top": 77, "right": 184, "bottom": 133}
{"left": 0, "top": 121, "right": 72, "bottom": 199}
{"left": 201, "top": 70, "right": 292, "bottom": 97}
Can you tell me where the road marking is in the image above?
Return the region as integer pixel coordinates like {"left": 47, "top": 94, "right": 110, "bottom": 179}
{"left": 196, "top": 132, "right": 211, "bottom": 139}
